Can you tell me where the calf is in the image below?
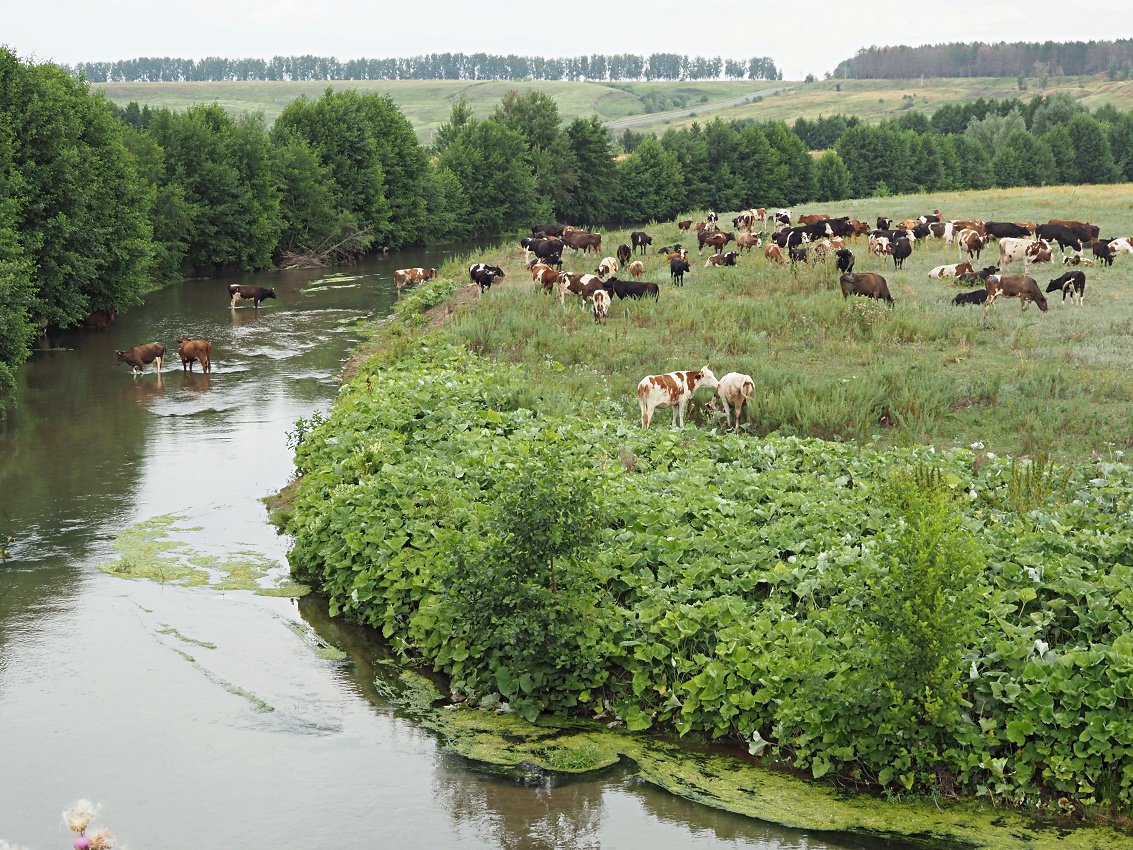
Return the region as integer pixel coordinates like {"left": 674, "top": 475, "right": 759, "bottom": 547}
{"left": 717, "top": 372, "right": 755, "bottom": 432}
{"left": 677, "top": 220, "right": 693, "bottom": 232}
{"left": 616, "top": 244, "right": 632, "bottom": 264}
{"left": 1092, "top": 240, "right": 1115, "bottom": 266}
{"left": 591, "top": 288, "right": 611, "bottom": 324}
{"left": 637, "top": 366, "right": 719, "bottom": 429}
{"left": 958, "top": 265, "right": 1000, "bottom": 284}
{"left": 228, "top": 285, "right": 276, "bottom": 308}
{"left": 1046, "top": 271, "right": 1086, "bottom": 307}
{"left": 951, "top": 289, "right": 988, "bottom": 306}
{"left": 596, "top": 257, "right": 619, "bottom": 278}
{"left": 604, "top": 277, "right": 659, "bottom": 299}
{"left": 670, "top": 258, "right": 691, "bottom": 286}
{"left": 789, "top": 246, "right": 808, "bottom": 264}
{"left": 176, "top": 337, "right": 212, "bottom": 373}
{"left": 840, "top": 272, "right": 894, "bottom": 305}
{"left": 393, "top": 267, "right": 437, "bottom": 296}
{"left": 928, "top": 261, "right": 974, "bottom": 279}
{"left": 535, "top": 267, "right": 561, "bottom": 293}
{"left": 116, "top": 342, "right": 166, "bottom": 376}
{"left": 705, "top": 251, "right": 738, "bottom": 267}
{"left": 958, "top": 229, "right": 985, "bottom": 261}
{"left": 469, "top": 263, "right": 505, "bottom": 294}
{"left": 628, "top": 260, "right": 645, "bottom": 279}
{"left": 631, "top": 231, "right": 653, "bottom": 255}
{"left": 984, "top": 275, "right": 1048, "bottom": 316}
{"left": 764, "top": 244, "right": 786, "bottom": 265}
{"left": 891, "top": 236, "right": 912, "bottom": 270}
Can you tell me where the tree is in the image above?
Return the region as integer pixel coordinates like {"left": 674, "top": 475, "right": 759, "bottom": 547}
{"left": 1029, "top": 92, "right": 1085, "bottom": 135}
{"left": 1065, "top": 112, "right": 1121, "bottom": 184}
{"left": 992, "top": 129, "right": 1056, "bottom": 188}
{"left": 965, "top": 108, "right": 1027, "bottom": 158}
{"left": 490, "top": 90, "right": 577, "bottom": 220}
{"left": 837, "top": 124, "right": 907, "bottom": 198}
{"left": 950, "top": 134, "right": 994, "bottom": 190}
{"left": 763, "top": 120, "right": 815, "bottom": 204}
{"left": 432, "top": 94, "right": 473, "bottom": 155}
{"left": 560, "top": 116, "right": 615, "bottom": 225}
{"left": 1041, "top": 125, "right": 1078, "bottom": 184}
{"left": 1107, "top": 111, "right": 1133, "bottom": 181}
{"left": 611, "top": 136, "right": 685, "bottom": 223}
{"left": 813, "top": 150, "right": 853, "bottom": 201}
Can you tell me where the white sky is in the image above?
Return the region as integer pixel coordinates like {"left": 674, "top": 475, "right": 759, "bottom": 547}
{"left": 4, "top": 1, "right": 1131, "bottom": 81}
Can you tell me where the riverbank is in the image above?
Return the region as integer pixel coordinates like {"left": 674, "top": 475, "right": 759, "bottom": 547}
{"left": 281, "top": 193, "right": 1133, "bottom": 845}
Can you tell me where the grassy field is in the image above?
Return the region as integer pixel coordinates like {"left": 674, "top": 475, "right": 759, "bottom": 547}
{"left": 93, "top": 75, "right": 1133, "bottom": 140}
{"left": 417, "top": 183, "right": 1133, "bottom": 461}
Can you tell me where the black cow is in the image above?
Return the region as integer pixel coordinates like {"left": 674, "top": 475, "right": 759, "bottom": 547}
{"left": 985, "top": 221, "right": 1033, "bottom": 240}
{"left": 531, "top": 223, "right": 565, "bottom": 237}
{"left": 1034, "top": 223, "right": 1084, "bottom": 255}
{"left": 876, "top": 216, "right": 892, "bottom": 231}
{"left": 772, "top": 226, "right": 809, "bottom": 249}
{"left": 835, "top": 248, "right": 855, "bottom": 274}
{"left": 958, "top": 265, "right": 1000, "bottom": 283}
{"left": 604, "top": 277, "right": 660, "bottom": 299}
{"left": 789, "top": 246, "right": 807, "bottom": 264}
{"left": 1046, "top": 271, "right": 1086, "bottom": 306}
{"left": 826, "top": 217, "right": 855, "bottom": 239}
{"left": 631, "top": 231, "right": 653, "bottom": 255}
{"left": 1093, "top": 239, "right": 1115, "bottom": 266}
{"left": 951, "top": 289, "right": 988, "bottom": 306}
{"left": 891, "top": 236, "right": 912, "bottom": 270}
{"left": 670, "top": 258, "right": 691, "bottom": 286}
{"left": 469, "top": 263, "right": 505, "bottom": 293}
{"left": 616, "top": 244, "right": 632, "bottom": 264}
{"left": 228, "top": 285, "right": 276, "bottom": 308}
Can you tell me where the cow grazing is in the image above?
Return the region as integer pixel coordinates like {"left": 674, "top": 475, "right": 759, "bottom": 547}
{"left": 1034, "top": 223, "right": 1083, "bottom": 255}
{"left": 958, "top": 229, "right": 985, "bottom": 260}
{"left": 562, "top": 229, "right": 603, "bottom": 254}
{"left": 670, "top": 258, "right": 691, "bottom": 286}
{"left": 637, "top": 366, "right": 719, "bottom": 429}
{"left": 596, "top": 257, "right": 619, "bottom": 278}
{"left": 535, "top": 268, "right": 562, "bottom": 293}
{"left": 840, "top": 272, "right": 894, "bottom": 305}
{"left": 80, "top": 308, "right": 118, "bottom": 330}
{"left": 469, "top": 263, "right": 506, "bottom": 294}
{"left": 951, "top": 289, "right": 988, "bottom": 306}
{"left": 928, "top": 261, "right": 974, "bottom": 279}
{"left": 116, "top": 342, "right": 166, "bottom": 376}
{"left": 835, "top": 248, "right": 855, "bottom": 274}
{"left": 705, "top": 251, "right": 738, "bottom": 267}
{"left": 764, "top": 244, "right": 786, "bottom": 265}
{"left": 393, "top": 267, "right": 437, "bottom": 297}
{"left": 998, "top": 238, "right": 1048, "bottom": 271}
{"left": 984, "top": 221, "right": 1033, "bottom": 240}
{"left": 616, "top": 244, "right": 632, "bottom": 264}
{"left": 591, "top": 288, "right": 611, "bottom": 324}
{"left": 1092, "top": 239, "right": 1115, "bottom": 266}
{"left": 531, "top": 239, "right": 564, "bottom": 265}
{"left": 677, "top": 220, "right": 693, "bottom": 232}
{"left": 958, "top": 265, "right": 1000, "bottom": 284}
{"left": 717, "top": 372, "right": 755, "bottom": 432}
{"left": 698, "top": 230, "right": 734, "bottom": 254}
{"left": 891, "top": 236, "right": 912, "bottom": 270}
{"left": 628, "top": 261, "right": 645, "bottom": 279}
{"left": 984, "top": 275, "right": 1048, "bottom": 316}
{"left": 228, "top": 285, "right": 276, "bottom": 308}
{"left": 604, "top": 278, "right": 659, "bottom": 299}
{"left": 798, "top": 213, "right": 830, "bottom": 227}
{"left": 848, "top": 219, "right": 871, "bottom": 237}
{"left": 789, "top": 246, "right": 808, "bottom": 264}
{"left": 557, "top": 272, "right": 605, "bottom": 307}
{"left": 530, "top": 262, "right": 552, "bottom": 280}
{"left": 176, "top": 337, "right": 212, "bottom": 373}
{"left": 631, "top": 231, "right": 653, "bottom": 255}
{"left": 1046, "top": 271, "right": 1086, "bottom": 307}
{"left": 735, "top": 232, "right": 763, "bottom": 253}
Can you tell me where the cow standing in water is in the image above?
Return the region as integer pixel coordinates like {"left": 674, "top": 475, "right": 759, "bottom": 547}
{"left": 228, "top": 285, "right": 276, "bottom": 308}
{"left": 116, "top": 342, "right": 166, "bottom": 376}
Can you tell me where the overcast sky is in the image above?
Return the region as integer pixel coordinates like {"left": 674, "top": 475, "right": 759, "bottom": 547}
{"left": 5, "top": 1, "right": 1131, "bottom": 81}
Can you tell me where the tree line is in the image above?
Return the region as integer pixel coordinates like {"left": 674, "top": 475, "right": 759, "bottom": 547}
{"left": 71, "top": 53, "right": 782, "bottom": 83}
{"left": 834, "top": 40, "right": 1133, "bottom": 80}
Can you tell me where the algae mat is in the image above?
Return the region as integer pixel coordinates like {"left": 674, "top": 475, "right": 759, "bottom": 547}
{"left": 377, "top": 664, "right": 1130, "bottom": 850}
{"left": 98, "top": 513, "right": 310, "bottom": 596}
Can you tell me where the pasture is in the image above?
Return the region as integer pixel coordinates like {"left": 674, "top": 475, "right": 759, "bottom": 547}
{"left": 92, "top": 75, "right": 1133, "bottom": 140}
{"left": 432, "top": 183, "right": 1133, "bottom": 460}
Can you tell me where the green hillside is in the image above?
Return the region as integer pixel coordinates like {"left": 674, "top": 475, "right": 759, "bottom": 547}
{"left": 94, "top": 75, "right": 1133, "bottom": 141}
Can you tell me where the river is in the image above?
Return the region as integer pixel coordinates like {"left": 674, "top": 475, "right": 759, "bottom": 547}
{"left": 0, "top": 249, "right": 895, "bottom": 849}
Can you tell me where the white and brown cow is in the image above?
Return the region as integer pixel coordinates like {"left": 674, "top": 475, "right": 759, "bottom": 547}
{"left": 627, "top": 261, "right": 646, "bottom": 280}
{"left": 591, "top": 288, "right": 611, "bottom": 324}
{"left": 393, "top": 267, "right": 437, "bottom": 296}
{"left": 637, "top": 366, "right": 719, "bottom": 429}
{"left": 928, "top": 261, "right": 974, "bottom": 279}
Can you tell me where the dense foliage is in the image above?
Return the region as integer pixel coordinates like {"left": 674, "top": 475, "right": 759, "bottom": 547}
{"left": 288, "top": 342, "right": 1133, "bottom": 812}
{"left": 72, "top": 53, "right": 782, "bottom": 83}
{"left": 835, "top": 39, "right": 1133, "bottom": 80}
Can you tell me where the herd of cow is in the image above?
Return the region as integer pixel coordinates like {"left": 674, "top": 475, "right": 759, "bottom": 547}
{"left": 109, "top": 284, "right": 278, "bottom": 377}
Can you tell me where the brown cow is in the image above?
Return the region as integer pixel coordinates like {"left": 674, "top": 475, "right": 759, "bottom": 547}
{"left": 628, "top": 261, "right": 645, "bottom": 280}
{"left": 393, "top": 267, "right": 437, "bottom": 296}
{"left": 698, "top": 230, "right": 734, "bottom": 254}
{"left": 958, "top": 229, "right": 985, "bottom": 260}
{"left": 736, "top": 232, "right": 763, "bottom": 253}
{"left": 228, "top": 285, "right": 276, "bottom": 308}
{"left": 80, "top": 308, "right": 118, "bottom": 330}
{"left": 677, "top": 220, "right": 693, "bottom": 232}
{"left": 176, "top": 337, "right": 212, "bottom": 373}
{"left": 764, "top": 244, "right": 786, "bottom": 265}
{"left": 561, "top": 229, "right": 603, "bottom": 254}
{"left": 116, "top": 342, "right": 166, "bottom": 376}
{"left": 535, "top": 268, "right": 561, "bottom": 293}
{"left": 798, "top": 213, "right": 830, "bottom": 226}
{"left": 840, "top": 272, "right": 894, "bottom": 304}
{"left": 984, "top": 275, "right": 1048, "bottom": 316}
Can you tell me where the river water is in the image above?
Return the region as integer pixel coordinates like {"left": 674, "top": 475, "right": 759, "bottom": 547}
{"left": 0, "top": 249, "right": 893, "bottom": 850}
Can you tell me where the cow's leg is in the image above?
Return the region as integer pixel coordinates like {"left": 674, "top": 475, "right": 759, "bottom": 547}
{"left": 721, "top": 398, "right": 732, "bottom": 430}
{"left": 230, "top": 293, "right": 240, "bottom": 308}
{"left": 640, "top": 399, "right": 651, "bottom": 429}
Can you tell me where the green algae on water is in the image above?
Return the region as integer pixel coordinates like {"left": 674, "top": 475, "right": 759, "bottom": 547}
{"left": 98, "top": 514, "right": 309, "bottom": 595}
{"left": 371, "top": 663, "right": 1133, "bottom": 850}
{"left": 157, "top": 626, "right": 217, "bottom": 650}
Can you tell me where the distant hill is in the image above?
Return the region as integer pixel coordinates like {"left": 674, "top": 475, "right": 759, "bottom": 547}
{"left": 835, "top": 40, "right": 1133, "bottom": 80}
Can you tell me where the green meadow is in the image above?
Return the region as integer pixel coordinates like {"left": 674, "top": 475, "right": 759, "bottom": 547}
{"left": 93, "top": 75, "right": 1133, "bottom": 140}
{"left": 417, "top": 183, "right": 1133, "bottom": 460}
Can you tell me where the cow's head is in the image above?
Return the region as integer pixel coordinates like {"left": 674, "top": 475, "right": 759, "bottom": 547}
{"left": 694, "top": 367, "right": 719, "bottom": 391}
